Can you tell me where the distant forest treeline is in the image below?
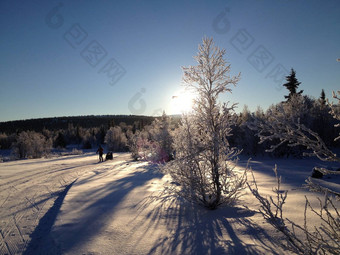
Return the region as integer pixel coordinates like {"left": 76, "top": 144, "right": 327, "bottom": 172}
{"left": 0, "top": 114, "right": 182, "bottom": 159}
{"left": 1, "top": 85, "right": 339, "bottom": 161}
{"left": 0, "top": 115, "right": 163, "bottom": 134}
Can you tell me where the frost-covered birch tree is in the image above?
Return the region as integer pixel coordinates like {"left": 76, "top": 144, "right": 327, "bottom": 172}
{"left": 163, "top": 37, "right": 246, "bottom": 209}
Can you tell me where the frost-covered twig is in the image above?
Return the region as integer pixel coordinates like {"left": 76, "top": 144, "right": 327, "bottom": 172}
{"left": 304, "top": 177, "right": 340, "bottom": 200}
{"left": 247, "top": 166, "right": 305, "bottom": 254}
{"left": 312, "top": 167, "right": 340, "bottom": 176}
{"left": 248, "top": 167, "right": 340, "bottom": 254}
{"left": 255, "top": 115, "right": 339, "bottom": 162}
{"left": 286, "top": 196, "right": 340, "bottom": 254}
{"left": 329, "top": 91, "right": 340, "bottom": 141}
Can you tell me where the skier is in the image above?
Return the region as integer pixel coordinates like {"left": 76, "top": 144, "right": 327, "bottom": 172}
{"left": 96, "top": 145, "right": 104, "bottom": 162}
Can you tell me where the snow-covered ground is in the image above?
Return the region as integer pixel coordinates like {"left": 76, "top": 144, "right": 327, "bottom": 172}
{"left": 0, "top": 152, "right": 98, "bottom": 254}
{"left": 0, "top": 153, "right": 339, "bottom": 254}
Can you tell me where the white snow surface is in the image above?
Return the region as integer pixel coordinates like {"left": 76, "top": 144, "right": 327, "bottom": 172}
{"left": 0, "top": 153, "right": 339, "bottom": 255}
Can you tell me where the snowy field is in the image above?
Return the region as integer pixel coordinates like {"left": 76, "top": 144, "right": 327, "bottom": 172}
{"left": 0, "top": 153, "right": 339, "bottom": 254}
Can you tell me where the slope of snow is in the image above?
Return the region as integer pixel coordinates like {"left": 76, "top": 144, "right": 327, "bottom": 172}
{"left": 0, "top": 153, "right": 102, "bottom": 255}
{"left": 0, "top": 153, "right": 339, "bottom": 254}
{"left": 50, "top": 154, "right": 284, "bottom": 255}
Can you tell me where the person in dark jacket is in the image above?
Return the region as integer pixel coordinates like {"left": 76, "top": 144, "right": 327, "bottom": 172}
{"left": 96, "top": 145, "right": 104, "bottom": 162}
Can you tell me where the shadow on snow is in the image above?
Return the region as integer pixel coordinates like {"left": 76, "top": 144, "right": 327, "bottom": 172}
{"left": 23, "top": 180, "right": 77, "bottom": 255}
{"left": 51, "top": 162, "right": 162, "bottom": 254}
{"left": 132, "top": 189, "right": 282, "bottom": 254}
{"left": 24, "top": 155, "right": 288, "bottom": 254}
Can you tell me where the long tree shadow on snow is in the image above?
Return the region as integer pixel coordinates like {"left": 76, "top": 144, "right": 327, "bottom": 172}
{"left": 23, "top": 179, "right": 77, "bottom": 255}
{"left": 51, "top": 162, "right": 163, "bottom": 253}
{"left": 134, "top": 192, "right": 282, "bottom": 255}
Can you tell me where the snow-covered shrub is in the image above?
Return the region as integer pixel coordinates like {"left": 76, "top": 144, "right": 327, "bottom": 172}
{"left": 12, "top": 131, "right": 52, "bottom": 159}
{"left": 231, "top": 105, "right": 261, "bottom": 156}
{"left": 70, "top": 148, "right": 83, "bottom": 155}
{"left": 248, "top": 91, "right": 340, "bottom": 254}
{"left": 60, "top": 148, "right": 83, "bottom": 156}
{"left": 127, "top": 130, "right": 141, "bottom": 160}
{"left": 127, "top": 116, "right": 173, "bottom": 163}
{"left": 127, "top": 129, "right": 151, "bottom": 160}
{"left": 239, "top": 90, "right": 339, "bottom": 158}
{"left": 148, "top": 112, "right": 174, "bottom": 162}
{"left": 254, "top": 93, "right": 339, "bottom": 164}
{"left": 250, "top": 94, "right": 319, "bottom": 157}
{"left": 142, "top": 140, "right": 167, "bottom": 163}
{"left": 310, "top": 93, "right": 335, "bottom": 147}
{"left": 251, "top": 92, "right": 340, "bottom": 157}
{"left": 105, "top": 126, "right": 128, "bottom": 152}
{"left": 163, "top": 37, "right": 247, "bottom": 209}
{"left": 127, "top": 129, "right": 165, "bottom": 162}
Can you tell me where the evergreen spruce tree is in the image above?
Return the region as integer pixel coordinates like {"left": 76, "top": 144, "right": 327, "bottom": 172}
{"left": 320, "top": 89, "right": 326, "bottom": 106}
{"left": 283, "top": 68, "right": 303, "bottom": 101}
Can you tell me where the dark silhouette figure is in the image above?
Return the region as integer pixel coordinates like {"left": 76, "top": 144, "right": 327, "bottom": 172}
{"left": 105, "top": 151, "right": 113, "bottom": 160}
{"left": 96, "top": 145, "right": 104, "bottom": 162}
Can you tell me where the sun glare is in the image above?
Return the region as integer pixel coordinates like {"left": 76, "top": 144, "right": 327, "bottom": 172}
{"left": 170, "top": 90, "right": 195, "bottom": 115}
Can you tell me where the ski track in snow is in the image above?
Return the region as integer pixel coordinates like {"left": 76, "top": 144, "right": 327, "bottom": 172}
{"left": 0, "top": 152, "right": 100, "bottom": 255}
{"left": 0, "top": 153, "right": 339, "bottom": 254}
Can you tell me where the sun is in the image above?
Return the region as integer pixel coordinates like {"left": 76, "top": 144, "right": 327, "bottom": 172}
{"left": 170, "top": 90, "right": 195, "bottom": 115}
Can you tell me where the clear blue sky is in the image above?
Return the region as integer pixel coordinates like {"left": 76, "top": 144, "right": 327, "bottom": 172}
{"left": 1, "top": 0, "right": 339, "bottom": 122}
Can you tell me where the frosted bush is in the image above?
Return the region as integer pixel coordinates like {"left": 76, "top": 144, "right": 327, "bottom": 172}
{"left": 148, "top": 112, "right": 174, "bottom": 162}
{"left": 248, "top": 91, "right": 340, "bottom": 254}
{"left": 12, "top": 131, "right": 52, "bottom": 159}
{"left": 105, "top": 126, "right": 128, "bottom": 152}
{"left": 70, "top": 148, "right": 83, "bottom": 155}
